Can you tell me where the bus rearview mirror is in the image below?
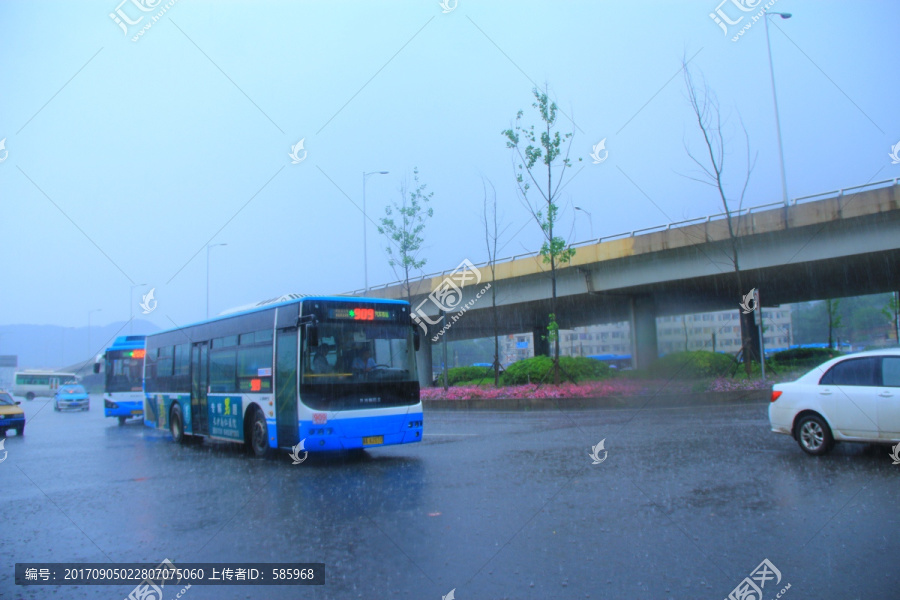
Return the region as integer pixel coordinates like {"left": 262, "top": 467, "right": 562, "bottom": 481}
{"left": 307, "top": 324, "right": 319, "bottom": 348}
{"left": 413, "top": 328, "right": 420, "bottom": 352}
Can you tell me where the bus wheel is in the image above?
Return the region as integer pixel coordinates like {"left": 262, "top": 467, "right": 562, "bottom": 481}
{"left": 247, "top": 408, "right": 269, "bottom": 458}
{"left": 25, "top": 393, "right": 34, "bottom": 401}
{"left": 118, "top": 416, "right": 127, "bottom": 426}
{"left": 169, "top": 403, "right": 187, "bottom": 444}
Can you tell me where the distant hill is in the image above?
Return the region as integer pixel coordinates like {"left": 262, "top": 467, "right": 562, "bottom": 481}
{"left": 0, "top": 320, "right": 160, "bottom": 371}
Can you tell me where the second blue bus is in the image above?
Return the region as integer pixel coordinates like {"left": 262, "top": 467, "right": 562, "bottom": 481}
{"left": 95, "top": 335, "right": 146, "bottom": 425}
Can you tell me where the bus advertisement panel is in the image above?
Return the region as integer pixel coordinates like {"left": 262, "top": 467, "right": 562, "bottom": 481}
{"left": 142, "top": 296, "right": 422, "bottom": 457}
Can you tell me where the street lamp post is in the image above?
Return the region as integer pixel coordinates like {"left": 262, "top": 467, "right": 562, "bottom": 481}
{"left": 88, "top": 308, "right": 102, "bottom": 358}
{"left": 363, "top": 171, "right": 389, "bottom": 293}
{"left": 574, "top": 206, "right": 594, "bottom": 240}
{"left": 764, "top": 10, "right": 792, "bottom": 208}
{"left": 206, "top": 243, "right": 227, "bottom": 319}
{"left": 129, "top": 283, "right": 146, "bottom": 334}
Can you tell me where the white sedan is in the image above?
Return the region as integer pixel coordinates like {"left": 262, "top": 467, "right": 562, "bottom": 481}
{"left": 769, "top": 349, "right": 900, "bottom": 455}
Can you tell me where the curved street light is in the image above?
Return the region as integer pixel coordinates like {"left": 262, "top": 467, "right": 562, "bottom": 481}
{"left": 764, "top": 10, "right": 792, "bottom": 208}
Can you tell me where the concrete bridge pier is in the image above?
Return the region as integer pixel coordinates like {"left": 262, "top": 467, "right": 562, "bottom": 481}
{"left": 630, "top": 295, "right": 659, "bottom": 370}
{"left": 532, "top": 323, "right": 550, "bottom": 357}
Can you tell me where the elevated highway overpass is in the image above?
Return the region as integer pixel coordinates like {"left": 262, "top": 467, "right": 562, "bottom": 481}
{"left": 354, "top": 180, "right": 900, "bottom": 382}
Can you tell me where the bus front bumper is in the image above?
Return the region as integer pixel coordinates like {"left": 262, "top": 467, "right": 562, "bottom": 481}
{"left": 297, "top": 412, "right": 424, "bottom": 451}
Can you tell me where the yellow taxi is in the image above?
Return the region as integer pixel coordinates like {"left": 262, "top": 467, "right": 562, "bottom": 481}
{"left": 0, "top": 390, "right": 25, "bottom": 436}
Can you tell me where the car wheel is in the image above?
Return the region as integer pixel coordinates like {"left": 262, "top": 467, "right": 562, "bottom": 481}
{"left": 118, "top": 416, "right": 127, "bottom": 426}
{"left": 15, "top": 426, "right": 23, "bottom": 436}
{"left": 169, "top": 403, "right": 186, "bottom": 444}
{"left": 26, "top": 392, "right": 34, "bottom": 401}
{"left": 796, "top": 414, "right": 834, "bottom": 456}
{"left": 246, "top": 408, "right": 269, "bottom": 458}
{"left": 0, "top": 428, "right": 6, "bottom": 437}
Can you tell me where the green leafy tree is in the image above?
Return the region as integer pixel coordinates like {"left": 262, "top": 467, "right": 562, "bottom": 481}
{"left": 826, "top": 298, "right": 843, "bottom": 350}
{"left": 883, "top": 291, "right": 900, "bottom": 343}
{"left": 378, "top": 168, "right": 434, "bottom": 303}
{"left": 502, "top": 86, "right": 580, "bottom": 383}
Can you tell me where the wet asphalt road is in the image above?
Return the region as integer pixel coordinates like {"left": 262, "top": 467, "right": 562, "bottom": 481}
{"left": 2, "top": 394, "right": 898, "bottom": 600}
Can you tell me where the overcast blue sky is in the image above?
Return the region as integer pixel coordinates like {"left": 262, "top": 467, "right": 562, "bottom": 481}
{"left": 2, "top": 0, "right": 898, "bottom": 332}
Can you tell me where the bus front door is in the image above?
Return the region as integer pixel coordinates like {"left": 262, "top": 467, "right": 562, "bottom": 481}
{"left": 191, "top": 342, "right": 209, "bottom": 435}
{"left": 275, "top": 328, "right": 299, "bottom": 448}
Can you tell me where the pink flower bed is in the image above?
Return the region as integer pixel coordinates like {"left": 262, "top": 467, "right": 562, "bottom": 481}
{"left": 422, "top": 380, "right": 651, "bottom": 401}
{"left": 421, "top": 377, "right": 782, "bottom": 400}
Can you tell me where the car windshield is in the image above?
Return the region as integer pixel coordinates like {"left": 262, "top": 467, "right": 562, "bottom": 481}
{"left": 303, "top": 321, "right": 415, "bottom": 383}
{"left": 0, "top": 393, "right": 16, "bottom": 406}
{"left": 60, "top": 385, "right": 86, "bottom": 394}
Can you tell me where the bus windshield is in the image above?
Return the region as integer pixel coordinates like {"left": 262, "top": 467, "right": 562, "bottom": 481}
{"left": 304, "top": 321, "right": 415, "bottom": 383}
{"left": 105, "top": 350, "right": 144, "bottom": 392}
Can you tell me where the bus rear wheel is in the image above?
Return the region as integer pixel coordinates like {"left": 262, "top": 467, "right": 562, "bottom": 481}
{"left": 169, "top": 403, "right": 187, "bottom": 444}
{"left": 25, "top": 393, "right": 34, "bottom": 401}
{"left": 246, "top": 408, "right": 269, "bottom": 458}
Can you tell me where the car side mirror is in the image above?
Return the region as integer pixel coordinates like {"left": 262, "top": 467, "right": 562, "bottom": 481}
{"left": 15, "top": 400, "right": 21, "bottom": 405}
{"left": 93, "top": 363, "right": 101, "bottom": 374}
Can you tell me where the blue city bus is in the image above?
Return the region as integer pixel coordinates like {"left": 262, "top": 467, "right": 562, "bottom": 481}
{"left": 95, "top": 335, "right": 146, "bottom": 425}
{"left": 142, "top": 296, "right": 423, "bottom": 457}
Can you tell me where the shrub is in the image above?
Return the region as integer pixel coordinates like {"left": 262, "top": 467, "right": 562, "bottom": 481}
{"left": 501, "top": 356, "right": 612, "bottom": 385}
{"left": 446, "top": 366, "right": 493, "bottom": 386}
{"left": 648, "top": 351, "right": 735, "bottom": 379}
{"left": 770, "top": 347, "right": 838, "bottom": 369}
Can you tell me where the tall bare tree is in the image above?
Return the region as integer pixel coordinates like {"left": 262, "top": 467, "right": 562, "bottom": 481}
{"left": 378, "top": 168, "right": 434, "bottom": 304}
{"left": 502, "top": 86, "right": 580, "bottom": 383}
{"left": 482, "top": 178, "right": 509, "bottom": 387}
{"left": 682, "top": 61, "right": 758, "bottom": 375}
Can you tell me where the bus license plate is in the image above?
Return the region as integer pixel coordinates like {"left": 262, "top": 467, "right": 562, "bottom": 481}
{"left": 362, "top": 436, "right": 383, "bottom": 446}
